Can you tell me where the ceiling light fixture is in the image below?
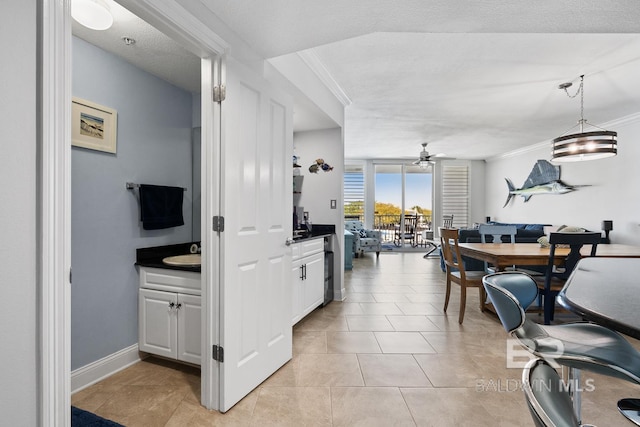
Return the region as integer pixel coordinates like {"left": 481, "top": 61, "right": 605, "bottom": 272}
{"left": 551, "top": 75, "right": 617, "bottom": 162}
{"left": 71, "top": 0, "right": 114, "bottom": 31}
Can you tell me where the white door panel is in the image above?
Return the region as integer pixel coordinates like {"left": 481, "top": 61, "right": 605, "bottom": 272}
{"left": 219, "top": 58, "right": 293, "bottom": 412}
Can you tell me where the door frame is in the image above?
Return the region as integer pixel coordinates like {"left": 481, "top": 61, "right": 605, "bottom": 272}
{"left": 41, "top": 0, "right": 229, "bottom": 422}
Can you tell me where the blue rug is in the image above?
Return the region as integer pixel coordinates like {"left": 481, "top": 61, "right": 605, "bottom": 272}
{"left": 72, "top": 407, "right": 124, "bottom": 427}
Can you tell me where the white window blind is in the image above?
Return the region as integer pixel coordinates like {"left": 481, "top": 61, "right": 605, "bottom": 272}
{"left": 441, "top": 164, "right": 469, "bottom": 228}
{"left": 344, "top": 165, "right": 364, "bottom": 218}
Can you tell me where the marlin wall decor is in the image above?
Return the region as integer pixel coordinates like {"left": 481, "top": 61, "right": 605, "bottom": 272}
{"left": 503, "top": 159, "right": 587, "bottom": 207}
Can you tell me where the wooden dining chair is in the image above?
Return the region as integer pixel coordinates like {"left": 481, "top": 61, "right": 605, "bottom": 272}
{"left": 439, "top": 227, "right": 486, "bottom": 323}
{"left": 537, "top": 231, "right": 601, "bottom": 324}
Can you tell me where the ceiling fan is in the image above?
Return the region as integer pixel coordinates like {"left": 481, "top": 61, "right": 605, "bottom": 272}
{"left": 412, "top": 143, "right": 454, "bottom": 168}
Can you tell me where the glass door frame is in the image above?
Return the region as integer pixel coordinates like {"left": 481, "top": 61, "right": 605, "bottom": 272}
{"left": 371, "top": 161, "right": 434, "bottom": 247}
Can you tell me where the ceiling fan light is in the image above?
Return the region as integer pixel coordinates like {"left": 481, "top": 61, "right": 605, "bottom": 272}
{"left": 72, "top": 0, "right": 113, "bottom": 31}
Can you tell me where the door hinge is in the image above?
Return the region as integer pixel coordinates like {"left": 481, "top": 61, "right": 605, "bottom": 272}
{"left": 213, "top": 84, "right": 226, "bottom": 102}
{"left": 212, "top": 216, "right": 225, "bottom": 232}
{"left": 212, "top": 344, "right": 224, "bottom": 362}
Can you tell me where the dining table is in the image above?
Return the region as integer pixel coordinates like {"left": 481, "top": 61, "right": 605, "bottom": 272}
{"left": 557, "top": 257, "right": 640, "bottom": 426}
{"left": 457, "top": 242, "right": 640, "bottom": 272}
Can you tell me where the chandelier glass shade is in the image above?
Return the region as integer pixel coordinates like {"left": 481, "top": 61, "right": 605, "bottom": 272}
{"left": 551, "top": 75, "right": 617, "bottom": 163}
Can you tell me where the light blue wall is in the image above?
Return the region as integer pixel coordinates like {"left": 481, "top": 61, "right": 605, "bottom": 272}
{"left": 72, "top": 37, "right": 195, "bottom": 370}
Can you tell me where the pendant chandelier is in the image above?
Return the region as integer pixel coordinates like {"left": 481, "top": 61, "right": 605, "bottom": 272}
{"left": 551, "top": 75, "right": 617, "bottom": 162}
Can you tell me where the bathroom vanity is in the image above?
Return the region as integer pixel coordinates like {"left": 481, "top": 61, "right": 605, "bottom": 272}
{"left": 136, "top": 243, "right": 202, "bottom": 365}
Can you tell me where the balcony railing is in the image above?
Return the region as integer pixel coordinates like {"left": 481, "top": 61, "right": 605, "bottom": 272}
{"left": 345, "top": 214, "right": 433, "bottom": 244}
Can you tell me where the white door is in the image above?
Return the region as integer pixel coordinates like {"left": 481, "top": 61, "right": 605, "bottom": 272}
{"left": 218, "top": 57, "right": 293, "bottom": 411}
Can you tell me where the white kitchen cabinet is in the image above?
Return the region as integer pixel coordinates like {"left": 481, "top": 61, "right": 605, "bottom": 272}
{"left": 291, "top": 238, "right": 324, "bottom": 325}
{"left": 138, "top": 267, "right": 201, "bottom": 365}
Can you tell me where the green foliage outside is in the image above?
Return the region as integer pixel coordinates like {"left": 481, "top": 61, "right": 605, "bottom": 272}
{"left": 344, "top": 201, "right": 432, "bottom": 226}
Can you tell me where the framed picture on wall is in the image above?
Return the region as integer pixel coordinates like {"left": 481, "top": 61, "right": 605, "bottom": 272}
{"left": 71, "top": 97, "right": 118, "bottom": 153}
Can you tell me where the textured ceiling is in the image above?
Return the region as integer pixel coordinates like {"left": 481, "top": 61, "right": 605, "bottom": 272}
{"left": 76, "top": 0, "right": 640, "bottom": 161}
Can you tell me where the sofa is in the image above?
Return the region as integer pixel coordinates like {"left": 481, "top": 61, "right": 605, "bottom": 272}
{"left": 441, "top": 222, "right": 547, "bottom": 272}
{"left": 345, "top": 220, "right": 382, "bottom": 258}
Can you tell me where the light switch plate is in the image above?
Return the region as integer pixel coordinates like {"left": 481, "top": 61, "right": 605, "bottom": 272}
{"left": 330, "top": 199, "right": 337, "bottom": 209}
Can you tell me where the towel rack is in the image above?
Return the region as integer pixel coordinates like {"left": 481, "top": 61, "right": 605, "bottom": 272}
{"left": 126, "top": 182, "right": 187, "bottom": 191}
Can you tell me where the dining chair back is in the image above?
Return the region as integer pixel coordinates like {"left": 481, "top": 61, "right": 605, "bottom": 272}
{"left": 478, "top": 224, "right": 517, "bottom": 273}
{"left": 439, "top": 227, "right": 486, "bottom": 323}
{"left": 541, "top": 232, "right": 601, "bottom": 324}
{"left": 522, "top": 358, "right": 582, "bottom": 427}
{"left": 478, "top": 224, "right": 516, "bottom": 244}
{"left": 442, "top": 214, "right": 454, "bottom": 228}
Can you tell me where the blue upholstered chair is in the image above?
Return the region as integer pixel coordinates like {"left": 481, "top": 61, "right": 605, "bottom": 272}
{"left": 522, "top": 358, "right": 584, "bottom": 427}
{"left": 344, "top": 220, "right": 381, "bottom": 258}
{"left": 483, "top": 272, "right": 640, "bottom": 423}
{"left": 483, "top": 272, "right": 640, "bottom": 383}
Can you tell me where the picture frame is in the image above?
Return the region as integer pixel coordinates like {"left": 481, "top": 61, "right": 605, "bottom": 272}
{"left": 71, "top": 97, "right": 118, "bottom": 153}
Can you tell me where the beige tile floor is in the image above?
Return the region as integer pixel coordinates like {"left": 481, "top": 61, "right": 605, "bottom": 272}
{"left": 72, "top": 253, "right": 639, "bottom": 426}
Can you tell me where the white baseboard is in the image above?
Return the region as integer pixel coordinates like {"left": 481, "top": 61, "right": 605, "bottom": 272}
{"left": 71, "top": 344, "right": 146, "bottom": 394}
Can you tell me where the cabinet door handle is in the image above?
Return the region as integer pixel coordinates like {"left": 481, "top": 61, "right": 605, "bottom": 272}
{"left": 176, "top": 303, "right": 182, "bottom": 310}
{"left": 168, "top": 302, "right": 175, "bottom": 311}
{"left": 303, "top": 264, "right": 307, "bottom": 280}
{"left": 300, "top": 265, "right": 304, "bottom": 280}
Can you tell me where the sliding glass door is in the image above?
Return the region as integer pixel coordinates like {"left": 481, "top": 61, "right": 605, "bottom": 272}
{"left": 374, "top": 164, "right": 433, "bottom": 247}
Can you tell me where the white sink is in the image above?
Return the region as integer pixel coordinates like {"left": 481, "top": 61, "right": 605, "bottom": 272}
{"left": 162, "top": 254, "right": 201, "bottom": 266}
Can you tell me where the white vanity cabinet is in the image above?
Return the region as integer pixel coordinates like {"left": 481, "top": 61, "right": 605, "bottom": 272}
{"left": 138, "top": 267, "right": 201, "bottom": 365}
{"left": 291, "top": 238, "right": 325, "bottom": 325}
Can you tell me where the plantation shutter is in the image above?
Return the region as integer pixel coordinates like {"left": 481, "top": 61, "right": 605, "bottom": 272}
{"left": 344, "top": 165, "right": 364, "bottom": 218}
{"left": 441, "top": 164, "right": 469, "bottom": 228}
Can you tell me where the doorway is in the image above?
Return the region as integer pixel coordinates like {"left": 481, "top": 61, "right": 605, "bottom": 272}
{"left": 374, "top": 163, "right": 433, "bottom": 249}
{"left": 41, "top": 1, "right": 224, "bottom": 422}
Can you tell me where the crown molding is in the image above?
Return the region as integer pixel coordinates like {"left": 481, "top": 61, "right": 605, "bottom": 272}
{"left": 297, "top": 50, "right": 352, "bottom": 107}
{"left": 488, "top": 111, "right": 640, "bottom": 162}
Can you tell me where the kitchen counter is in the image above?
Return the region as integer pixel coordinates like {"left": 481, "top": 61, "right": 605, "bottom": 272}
{"left": 292, "top": 224, "right": 336, "bottom": 242}
{"left": 136, "top": 242, "right": 201, "bottom": 273}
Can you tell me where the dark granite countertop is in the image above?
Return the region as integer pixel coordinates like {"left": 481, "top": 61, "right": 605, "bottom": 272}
{"left": 292, "top": 224, "right": 336, "bottom": 242}
{"left": 136, "top": 242, "right": 201, "bottom": 273}
{"left": 136, "top": 225, "right": 336, "bottom": 272}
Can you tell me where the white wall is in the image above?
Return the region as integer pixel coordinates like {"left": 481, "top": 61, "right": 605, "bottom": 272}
{"left": 485, "top": 114, "right": 640, "bottom": 244}
{"left": 0, "top": 1, "right": 37, "bottom": 423}
{"left": 293, "top": 128, "right": 345, "bottom": 298}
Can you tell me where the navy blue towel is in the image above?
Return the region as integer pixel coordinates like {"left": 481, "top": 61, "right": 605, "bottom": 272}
{"left": 139, "top": 184, "right": 184, "bottom": 230}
